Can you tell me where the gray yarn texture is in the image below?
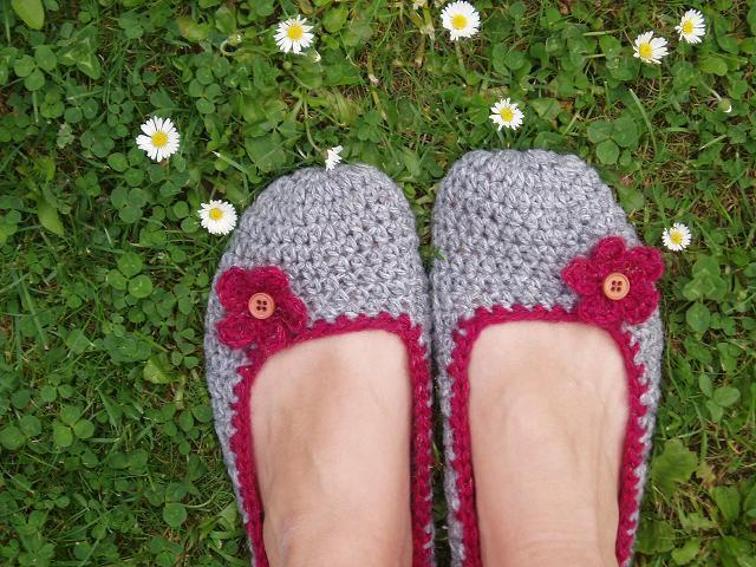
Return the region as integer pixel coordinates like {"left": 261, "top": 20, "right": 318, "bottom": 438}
{"left": 430, "top": 149, "right": 664, "bottom": 567}
{"left": 204, "top": 164, "right": 433, "bottom": 565}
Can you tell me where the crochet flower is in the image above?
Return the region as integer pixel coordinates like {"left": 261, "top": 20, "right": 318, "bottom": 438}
{"left": 562, "top": 236, "right": 664, "bottom": 327}
{"left": 215, "top": 266, "right": 308, "bottom": 350}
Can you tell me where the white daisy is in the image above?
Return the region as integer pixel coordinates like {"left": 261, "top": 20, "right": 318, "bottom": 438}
{"left": 441, "top": 1, "right": 480, "bottom": 41}
{"left": 489, "top": 98, "right": 523, "bottom": 131}
{"left": 662, "top": 222, "right": 692, "bottom": 252}
{"left": 136, "top": 117, "right": 180, "bottom": 162}
{"left": 675, "top": 9, "right": 705, "bottom": 44}
{"left": 274, "top": 15, "right": 314, "bottom": 54}
{"left": 325, "top": 146, "right": 343, "bottom": 170}
{"left": 198, "top": 200, "right": 237, "bottom": 236}
{"left": 632, "top": 32, "right": 669, "bottom": 65}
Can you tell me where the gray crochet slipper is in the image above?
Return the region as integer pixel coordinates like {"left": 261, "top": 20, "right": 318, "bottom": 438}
{"left": 431, "top": 149, "right": 665, "bottom": 567}
{"left": 204, "top": 164, "right": 435, "bottom": 566}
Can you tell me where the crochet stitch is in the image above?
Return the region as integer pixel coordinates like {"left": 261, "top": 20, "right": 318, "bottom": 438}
{"left": 204, "top": 165, "right": 435, "bottom": 566}
{"left": 430, "top": 149, "right": 664, "bottom": 567}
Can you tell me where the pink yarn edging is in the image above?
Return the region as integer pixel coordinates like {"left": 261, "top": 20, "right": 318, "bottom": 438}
{"left": 229, "top": 312, "right": 435, "bottom": 567}
{"left": 446, "top": 304, "right": 649, "bottom": 566}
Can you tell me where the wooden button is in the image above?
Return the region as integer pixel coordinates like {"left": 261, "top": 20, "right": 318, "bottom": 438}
{"left": 602, "top": 272, "right": 630, "bottom": 301}
{"left": 248, "top": 292, "right": 275, "bottom": 319}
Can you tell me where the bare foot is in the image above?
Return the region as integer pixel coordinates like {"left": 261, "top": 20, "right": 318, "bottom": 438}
{"left": 469, "top": 321, "right": 628, "bottom": 567}
{"left": 251, "top": 330, "right": 413, "bottom": 567}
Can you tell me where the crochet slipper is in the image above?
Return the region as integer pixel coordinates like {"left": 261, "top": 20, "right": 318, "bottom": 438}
{"left": 431, "top": 149, "right": 664, "bottom": 567}
{"left": 204, "top": 165, "right": 435, "bottom": 566}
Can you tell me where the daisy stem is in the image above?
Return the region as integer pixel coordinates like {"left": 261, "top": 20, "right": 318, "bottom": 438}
{"left": 700, "top": 82, "right": 722, "bottom": 101}
{"left": 219, "top": 39, "right": 235, "bottom": 56}
{"left": 414, "top": 35, "right": 426, "bottom": 67}
{"left": 454, "top": 42, "right": 467, "bottom": 78}
{"left": 31, "top": 91, "right": 39, "bottom": 124}
{"left": 212, "top": 151, "right": 252, "bottom": 179}
{"left": 3, "top": 9, "right": 10, "bottom": 44}
{"left": 365, "top": 54, "right": 388, "bottom": 120}
{"left": 302, "top": 99, "right": 321, "bottom": 153}
{"left": 629, "top": 88, "right": 657, "bottom": 156}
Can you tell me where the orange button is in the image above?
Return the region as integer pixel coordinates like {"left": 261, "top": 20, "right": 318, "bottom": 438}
{"left": 248, "top": 292, "right": 275, "bottom": 319}
{"left": 602, "top": 272, "right": 630, "bottom": 300}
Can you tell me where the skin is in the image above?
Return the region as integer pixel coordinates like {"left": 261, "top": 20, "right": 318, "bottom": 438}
{"left": 469, "top": 321, "right": 627, "bottom": 567}
{"left": 251, "top": 331, "right": 413, "bottom": 567}
{"left": 251, "top": 323, "right": 627, "bottom": 566}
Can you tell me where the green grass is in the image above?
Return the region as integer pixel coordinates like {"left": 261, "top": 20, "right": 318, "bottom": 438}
{"left": 0, "top": 0, "right": 754, "bottom": 565}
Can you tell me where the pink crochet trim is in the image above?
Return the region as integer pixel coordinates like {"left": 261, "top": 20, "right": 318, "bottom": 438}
{"left": 447, "top": 305, "right": 649, "bottom": 566}
{"left": 215, "top": 266, "right": 308, "bottom": 351}
{"left": 229, "top": 312, "right": 434, "bottom": 567}
{"left": 562, "top": 236, "right": 664, "bottom": 327}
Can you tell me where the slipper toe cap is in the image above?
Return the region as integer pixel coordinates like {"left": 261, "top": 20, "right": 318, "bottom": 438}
{"left": 431, "top": 149, "right": 638, "bottom": 318}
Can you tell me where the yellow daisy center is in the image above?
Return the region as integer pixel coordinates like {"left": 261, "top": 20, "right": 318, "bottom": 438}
{"left": 287, "top": 23, "right": 304, "bottom": 41}
{"left": 670, "top": 231, "right": 684, "bottom": 245}
{"left": 209, "top": 208, "right": 224, "bottom": 221}
{"left": 499, "top": 107, "right": 514, "bottom": 122}
{"left": 682, "top": 20, "right": 694, "bottom": 34}
{"left": 638, "top": 42, "right": 653, "bottom": 59}
{"left": 151, "top": 131, "right": 168, "bottom": 148}
{"left": 451, "top": 14, "right": 468, "bottom": 30}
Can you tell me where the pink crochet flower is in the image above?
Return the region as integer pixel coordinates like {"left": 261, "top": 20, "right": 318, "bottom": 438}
{"left": 562, "top": 236, "right": 664, "bottom": 327}
{"left": 215, "top": 266, "right": 308, "bottom": 351}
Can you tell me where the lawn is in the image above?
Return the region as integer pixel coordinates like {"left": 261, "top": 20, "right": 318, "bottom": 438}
{"left": 0, "top": 0, "right": 753, "bottom": 565}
